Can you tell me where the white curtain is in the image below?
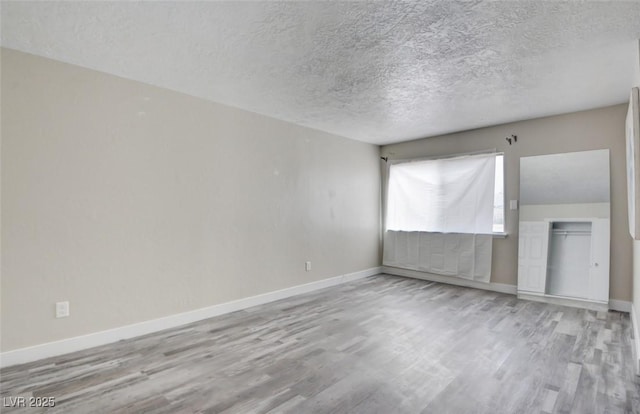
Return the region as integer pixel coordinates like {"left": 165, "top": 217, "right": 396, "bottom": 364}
{"left": 384, "top": 153, "right": 496, "bottom": 282}
{"left": 386, "top": 153, "right": 496, "bottom": 234}
{"left": 383, "top": 231, "right": 493, "bottom": 282}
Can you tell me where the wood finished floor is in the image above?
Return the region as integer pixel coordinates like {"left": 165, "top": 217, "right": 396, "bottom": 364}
{"left": 1, "top": 274, "right": 639, "bottom": 414}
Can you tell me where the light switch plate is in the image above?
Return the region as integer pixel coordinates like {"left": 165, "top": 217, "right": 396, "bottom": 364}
{"left": 56, "top": 301, "right": 70, "bottom": 318}
{"left": 509, "top": 200, "right": 518, "bottom": 210}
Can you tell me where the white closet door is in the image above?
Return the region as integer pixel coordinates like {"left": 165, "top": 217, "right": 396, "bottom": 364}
{"left": 518, "top": 221, "right": 550, "bottom": 294}
{"left": 589, "top": 218, "right": 610, "bottom": 302}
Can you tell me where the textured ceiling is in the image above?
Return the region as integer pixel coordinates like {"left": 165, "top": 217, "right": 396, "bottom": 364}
{"left": 2, "top": 1, "right": 640, "bottom": 145}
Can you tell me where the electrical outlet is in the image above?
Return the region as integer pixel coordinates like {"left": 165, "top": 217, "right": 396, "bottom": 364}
{"left": 56, "top": 301, "right": 70, "bottom": 318}
{"left": 305, "top": 261, "right": 311, "bottom": 271}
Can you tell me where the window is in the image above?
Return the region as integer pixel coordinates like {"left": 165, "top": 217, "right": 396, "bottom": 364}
{"left": 493, "top": 154, "right": 505, "bottom": 233}
{"left": 386, "top": 152, "right": 505, "bottom": 234}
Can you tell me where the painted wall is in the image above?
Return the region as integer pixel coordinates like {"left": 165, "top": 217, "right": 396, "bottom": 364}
{"left": 519, "top": 203, "right": 610, "bottom": 221}
{"left": 631, "top": 39, "right": 640, "bottom": 372}
{"left": 381, "top": 104, "right": 632, "bottom": 301}
{"left": 0, "top": 49, "right": 381, "bottom": 351}
{"left": 634, "top": 39, "right": 640, "bottom": 87}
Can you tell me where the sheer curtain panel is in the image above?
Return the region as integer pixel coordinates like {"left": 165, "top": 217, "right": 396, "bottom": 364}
{"left": 386, "top": 153, "right": 496, "bottom": 234}
{"left": 384, "top": 153, "right": 497, "bottom": 283}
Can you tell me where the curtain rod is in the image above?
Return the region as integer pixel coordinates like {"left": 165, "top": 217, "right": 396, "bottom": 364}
{"left": 382, "top": 148, "right": 498, "bottom": 165}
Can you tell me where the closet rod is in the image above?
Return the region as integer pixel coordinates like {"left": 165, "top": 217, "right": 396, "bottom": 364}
{"left": 551, "top": 231, "right": 591, "bottom": 235}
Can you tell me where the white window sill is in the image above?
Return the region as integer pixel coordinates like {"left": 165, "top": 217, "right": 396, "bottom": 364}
{"left": 492, "top": 232, "right": 508, "bottom": 238}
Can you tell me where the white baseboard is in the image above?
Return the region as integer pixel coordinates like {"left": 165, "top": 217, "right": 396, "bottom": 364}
{"left": 518, "top": 292, "right": 609, "bottom": 312}
{"left": 632, "top": 304, "right": 640, "bottom": 376}
{"left": 0, "top": 267, "right": 382, "bottom": 369}
{"left": 516, "top": 294, "right": 630, "bottom": 313}
{"left": 382, "top": 266, "right": 517, "bottom": 295}
{"left": 609, "top": 299, "right": 632, "bottom": 313}
{"left": 383, "top": 266, "right": 632, "bottom": 314}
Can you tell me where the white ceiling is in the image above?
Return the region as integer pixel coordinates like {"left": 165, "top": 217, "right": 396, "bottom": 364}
{"left": 2, "top": 1, "right": 640, "bottom": 145}
{"left": 520, "top": 150, "right": 610, "bottom": 205}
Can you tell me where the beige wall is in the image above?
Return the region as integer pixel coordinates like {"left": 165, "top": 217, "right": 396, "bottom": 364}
{"left": 381, "top": 104, "right": 632, "bottom": 301}
{"left": 0, "top": 49, "right": 381, "bottom": 351}
{"left": 632, "top": 39, "right": 640, "bottom": 365}
{"left": 634, "top": 39, "right": 640, "bottom": 87}
{"left": 519, "top": 203, "right": 610, "bottom": 221}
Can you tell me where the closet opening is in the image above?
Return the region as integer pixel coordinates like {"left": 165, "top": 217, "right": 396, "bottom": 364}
{"left": 545, "top": 221, "right": 592, "bottom": 299}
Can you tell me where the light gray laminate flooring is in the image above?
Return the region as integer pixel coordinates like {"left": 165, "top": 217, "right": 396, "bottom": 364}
{"left": 1, "top": 274, "right": 639, "bottom": 413}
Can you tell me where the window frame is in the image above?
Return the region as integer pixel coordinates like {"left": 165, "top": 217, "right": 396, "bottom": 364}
{"left": 492, "top": 153, "right": 507, "bottom": 237}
